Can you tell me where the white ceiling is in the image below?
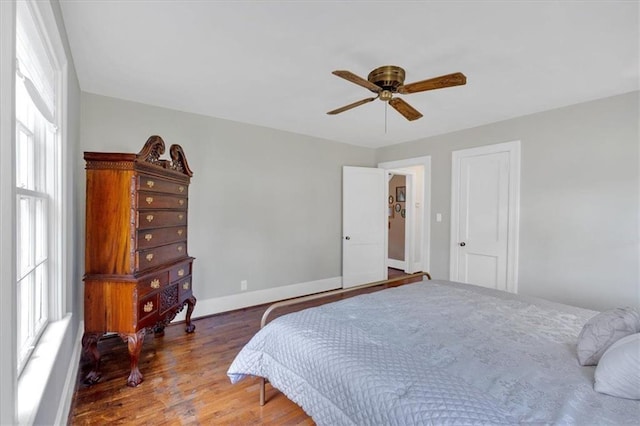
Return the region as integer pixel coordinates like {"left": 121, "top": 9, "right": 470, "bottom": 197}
{"left": 59, "top": 1, "right": 639, "bottom": 149}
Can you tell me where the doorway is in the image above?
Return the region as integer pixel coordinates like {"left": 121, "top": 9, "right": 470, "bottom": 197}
{"left": 387, "top": 174, "right": 408, "bottom": 271}
{"left": 379, "top": 157, "right": 431, "bottom": 275}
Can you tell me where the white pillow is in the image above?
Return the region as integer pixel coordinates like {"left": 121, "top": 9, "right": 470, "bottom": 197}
{"left": 576, "top": 307, "right": 640, "bottom": 366}
{"left": 594, "top": 333, "right": 640, "bottom": 400}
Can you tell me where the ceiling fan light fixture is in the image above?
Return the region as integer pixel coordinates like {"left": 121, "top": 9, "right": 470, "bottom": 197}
{"left": 380, "top": 90, "right": 393, "bottom": 102}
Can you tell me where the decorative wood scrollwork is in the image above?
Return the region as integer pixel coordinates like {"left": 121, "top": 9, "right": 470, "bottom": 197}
{"left": 137, "top": 135, "right": 166, "bottom": 165}
{"left": 169, "top": 144, "right": 194, "bottom": 177}
{"left": 135, "top": 135, "right": 193, "bottom": 177}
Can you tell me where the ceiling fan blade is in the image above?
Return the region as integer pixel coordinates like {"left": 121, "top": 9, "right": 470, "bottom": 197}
{"left": 332, "top": 70, "right": 381, "bottom": 93}
{"left": 389, "top": 97, "right": 423, "bottom": 121}
{"left": 397, "top": 72, "right": 466, "bottom": 94}
{"left": 327, "top": 97, "right": 377, "bottom": 115}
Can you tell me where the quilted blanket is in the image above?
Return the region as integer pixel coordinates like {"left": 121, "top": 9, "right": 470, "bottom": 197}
{"left": 228, "top": 280, "right": 640, "bottom": 425}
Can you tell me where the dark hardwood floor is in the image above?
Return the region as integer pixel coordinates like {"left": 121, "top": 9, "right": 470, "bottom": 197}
{"left": 68, "top": 270, "right": 423, "bottom": 425}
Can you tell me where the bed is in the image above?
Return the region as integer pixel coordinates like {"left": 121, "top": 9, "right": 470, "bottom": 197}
{"left": 228, "top": 278, "right": 640, "bottom": 424}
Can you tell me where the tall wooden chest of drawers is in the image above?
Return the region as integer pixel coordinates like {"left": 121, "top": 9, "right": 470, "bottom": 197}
{"left": 82, "top": 136, "right": 196, "bottom": 387}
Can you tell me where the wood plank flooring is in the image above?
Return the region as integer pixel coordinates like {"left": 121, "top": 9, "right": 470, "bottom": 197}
{"left": 68, "top": 271, "right": 424, "bottom": 425}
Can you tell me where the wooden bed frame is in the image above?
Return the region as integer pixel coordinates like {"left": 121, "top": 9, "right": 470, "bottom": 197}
{"left": 258, "top": 271, "right": 432, "bottom": 405}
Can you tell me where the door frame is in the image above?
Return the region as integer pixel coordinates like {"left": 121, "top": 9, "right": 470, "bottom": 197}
{"left": 449, "top": 140, "right": 521, "bottom": 292}
{"left": 378, "top": 156, "right": 431, "bottom": 275}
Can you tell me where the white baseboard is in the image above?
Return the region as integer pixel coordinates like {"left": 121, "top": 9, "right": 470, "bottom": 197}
{"left": 55, "top": 320, "right": 84, "bottom": 426}
{"left": 173, "top": 276, "right": 342, "bottom": 321}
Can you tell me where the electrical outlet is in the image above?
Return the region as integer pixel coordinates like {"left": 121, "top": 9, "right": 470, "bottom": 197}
{"left": 240, "top": 280, "right": 248, "bottom": 291}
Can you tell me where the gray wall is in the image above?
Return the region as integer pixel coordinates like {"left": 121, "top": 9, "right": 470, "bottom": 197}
{"left": 79, "top": 93, "right": 376, "bottom": 303}
{"left": 377, "top": 91, "right": 639, "bottom": 311}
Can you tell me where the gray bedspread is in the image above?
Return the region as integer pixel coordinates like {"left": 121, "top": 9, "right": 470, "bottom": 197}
{"left": 228, "top": 279, "right": 640, "bottom": 425}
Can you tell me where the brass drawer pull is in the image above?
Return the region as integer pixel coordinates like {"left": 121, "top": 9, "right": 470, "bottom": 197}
{"left": 178, "top": 186, "right": 185, "bottom": 193}
{"left": 177, "top": 246, "right": 183, "bottom": 252}
{"left": 146, "top": 180, "right": 154, "bottom": 188}
{"left": 179, "top": 199, "right": 185, "bottom": 206}
{"left": 177, "top": 229, "right": 183, "bottom": 236}
{"left": 178, "top": 214, "right": 184, "bottom": 220}
{"left": 146, "top": 214, "right": 154, "bottom": 223}
{"left": 146, "top": 196, "right": 154, "bottom": 205}
{"left": 150, "top": 278, "right": 160, "bottom": 289}
{"left": 146, "top": 253, "right": 154, "bottom": 262}
{"left": 143, "top": 301, "right": 154, "bottom": 312}
{"left": 182, "top": 281, "right": 190, "bottom": 290}
{"left": 145, "top": 233, "right": 153, "bottom": 241}
{"left": 178, "top": 268, "right": 185, "bottom": 277}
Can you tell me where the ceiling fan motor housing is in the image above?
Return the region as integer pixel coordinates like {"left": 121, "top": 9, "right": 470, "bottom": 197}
{"left": 367, "top": 65, "right": 406, "bottom": 92}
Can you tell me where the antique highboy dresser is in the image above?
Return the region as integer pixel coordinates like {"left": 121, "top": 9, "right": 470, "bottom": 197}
{"left": 82, "top": 136, "right": 196, "bottom": 387}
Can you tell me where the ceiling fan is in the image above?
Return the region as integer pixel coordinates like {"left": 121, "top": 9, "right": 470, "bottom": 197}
{"left": 327, "top": 65, "right": 466, "bottom": 121}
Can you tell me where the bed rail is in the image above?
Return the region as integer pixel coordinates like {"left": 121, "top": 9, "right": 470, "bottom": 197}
{"left": 259, "top": 271, "right": 431, "bottom": 405}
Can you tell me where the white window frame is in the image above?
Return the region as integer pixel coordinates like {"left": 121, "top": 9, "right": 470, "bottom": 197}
{"left": 14, "top": 0, "right": 68, "bottom": 376}
{"left": 0, "top": 0, "right": 19, "bottom": 424}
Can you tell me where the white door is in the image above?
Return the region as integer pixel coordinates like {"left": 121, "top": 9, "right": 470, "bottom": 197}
{"left": 342, "top": 166, "right": 387, "bottom": 288}
{"left": 450, "top": 141, "right": 520, "bottom": 292}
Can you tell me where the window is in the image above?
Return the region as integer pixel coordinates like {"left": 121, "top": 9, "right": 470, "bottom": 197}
{"left": 15, "top": 0, "right": 63, "bottom": 376}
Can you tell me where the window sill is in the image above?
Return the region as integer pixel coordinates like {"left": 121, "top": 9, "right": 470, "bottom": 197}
{"left": 17, "top": 314, "right": 71, "bottom": 425}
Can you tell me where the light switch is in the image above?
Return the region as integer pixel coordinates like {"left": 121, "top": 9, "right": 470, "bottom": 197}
{"left": 436, "top": 213, "right": 442, "bottom": 222}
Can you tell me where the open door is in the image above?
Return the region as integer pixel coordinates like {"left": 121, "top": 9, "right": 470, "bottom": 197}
{"left": 342, "top": 166, "right": 386, "bottom": 288}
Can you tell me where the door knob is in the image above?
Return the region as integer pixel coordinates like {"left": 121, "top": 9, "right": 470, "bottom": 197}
{"left": 345, "top": 236, "right": 351, "bottom": 240}
{"left": 459, "top": 242, "right": 466, "bottom": 247}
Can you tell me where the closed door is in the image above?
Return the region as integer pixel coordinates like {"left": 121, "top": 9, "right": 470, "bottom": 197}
{"left": 342, "top": 166, "right": 387, "bottom": 288}
{"left": 450, "top": 141, "right": 520, "bottom": 292}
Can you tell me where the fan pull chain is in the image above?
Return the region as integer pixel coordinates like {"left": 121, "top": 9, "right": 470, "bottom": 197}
{"left": 385, "top": 101, "right": 388, "bottom": 134}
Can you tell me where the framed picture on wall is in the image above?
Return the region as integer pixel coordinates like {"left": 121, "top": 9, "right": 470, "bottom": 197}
{"left": 388, "top": 195, "right": 394, "bottom": 204}
{"left": 388, "top": 206, "right": 394, "bottom": 218}
{"left": 401, "top": 209, "right": 406, "bottom": 218}
{"left": 395, "top": 203, "right": 401, "bottom": 212}
{"left": 396, "top": 186, "right": 406, "bottom": 202}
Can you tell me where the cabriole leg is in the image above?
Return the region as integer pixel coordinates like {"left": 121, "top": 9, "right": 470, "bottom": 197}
{"left": 120, "top": 329, "right": 146, "bottom": 387}
{"left": 82, "top": 332, "right": 102, "bottom": 385}
{"left": 184, "top": 295, "right": 197, "bottom": 333}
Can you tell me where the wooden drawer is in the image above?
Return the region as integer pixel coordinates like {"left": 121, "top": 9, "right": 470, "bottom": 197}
{"left": 170, "top": 260, "right": 192, "bottom": 282}
{"left": 137, "top": 191, "right": 188, "bottom": 210}
{"left": 138, "top": 293, "right": 158, "bottom": 325}
{"left": 136, "top": 226, "right": 187, "bottom": 250}
{"left": 178, "top": 276, "right": 193, "bottom": 300}
{"left": 136, "top": 210, "right": 187, "bottom": 230}
{"left": 136, "top": 242, "right": 187, "bottom": 272}
{"left": 136, "top": 270, "right": 169, "bottom": 298}
{"left": 138, "top": 174, "right": 188, "bottom": 195}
